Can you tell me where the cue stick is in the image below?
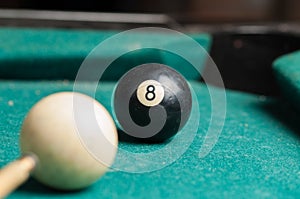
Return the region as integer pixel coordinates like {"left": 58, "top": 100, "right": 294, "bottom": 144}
{"left": 0, "top": 155, "right": 37, "bottom": 198}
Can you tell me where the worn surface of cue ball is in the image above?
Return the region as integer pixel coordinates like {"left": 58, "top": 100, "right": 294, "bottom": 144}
{"left": 114, "top": 63, "right": 192, "bottom": 142}
{"left": 20, "top": 92, "right": 118, "bottom": 190}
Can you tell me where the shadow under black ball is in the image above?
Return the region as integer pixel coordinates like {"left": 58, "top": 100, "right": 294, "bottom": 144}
{"left": 113, "top": 63, "right": 192, "bottom": 142}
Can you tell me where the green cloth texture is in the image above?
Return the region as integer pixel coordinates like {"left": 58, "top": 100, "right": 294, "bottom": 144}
{"left": 0, "top": 28, "right": 299, "bottom": 198}
{"left": 0, "top": 28, "right": 211, "bottom": 81}
{"left": 0, "top": 81, "right": 299, "bottom": 199}
{"left": 273, "top": 50, "right": 300, "bottom": 111}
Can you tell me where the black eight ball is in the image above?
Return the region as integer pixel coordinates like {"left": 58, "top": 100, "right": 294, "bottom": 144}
{"left": 113, "top": 63, "right": 192, "bottom": 142}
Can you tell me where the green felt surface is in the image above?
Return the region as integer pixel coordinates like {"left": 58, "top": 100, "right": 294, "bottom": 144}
{"left": 0, "top": 80, "right": 299, "bottom": 198}
{"left": 273, "top": 50, "right": 300, "bottom": 111}
{"left": 0, "top": 28, "right": 299, "bottom": 198}
{"left": 0, "top": 28, "right": 211, "bottom": 81}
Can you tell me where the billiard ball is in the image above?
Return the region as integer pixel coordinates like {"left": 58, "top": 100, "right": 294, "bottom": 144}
{"left": 20, "top": 92, "right": 118, "bottom": 190}
{"left": 113, "top": 63, "right": 192, "bottom": 142}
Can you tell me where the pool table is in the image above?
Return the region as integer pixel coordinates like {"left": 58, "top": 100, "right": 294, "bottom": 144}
{"left": 0, "top": 24, "right": 299, "bottom": 199}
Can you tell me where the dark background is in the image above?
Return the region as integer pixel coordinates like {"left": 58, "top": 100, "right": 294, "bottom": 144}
{"left": 0, "top": 0, "right": 300, "bottom": 23}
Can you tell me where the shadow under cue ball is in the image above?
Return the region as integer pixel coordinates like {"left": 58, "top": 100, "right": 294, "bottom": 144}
{"left": 20, "top": 92, "right": 118, "bottom": 190}
{"left": 114, "top": 63, "right": 192, "bottom": 142}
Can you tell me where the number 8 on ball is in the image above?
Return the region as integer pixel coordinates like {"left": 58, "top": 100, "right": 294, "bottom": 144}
{"left": 137, "top": 80, "right": 164, "bottom": 107}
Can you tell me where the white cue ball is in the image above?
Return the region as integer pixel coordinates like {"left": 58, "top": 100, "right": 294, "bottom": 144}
{"left": 20, "top": 92, "right": 118, "bottom": 190}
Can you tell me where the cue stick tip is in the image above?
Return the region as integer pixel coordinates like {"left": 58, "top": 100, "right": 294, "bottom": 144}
{"left": 0, "top": 154, "right": 38, "bottom": 198}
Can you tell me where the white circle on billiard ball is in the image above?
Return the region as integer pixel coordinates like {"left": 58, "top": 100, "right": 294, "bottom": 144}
{"left": 137, "top": 80, "right": 164, "bottom": 107}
